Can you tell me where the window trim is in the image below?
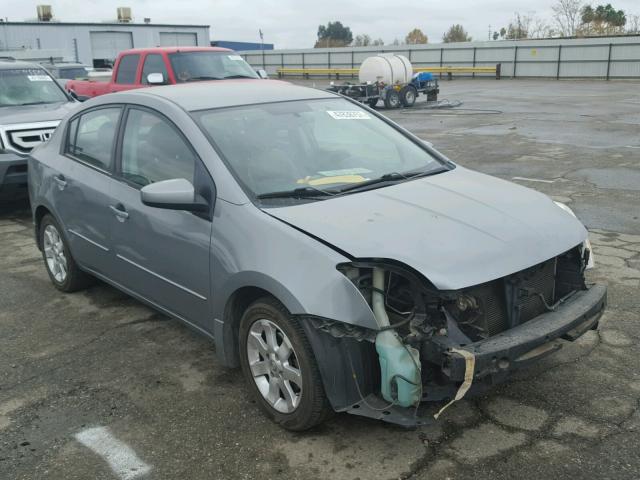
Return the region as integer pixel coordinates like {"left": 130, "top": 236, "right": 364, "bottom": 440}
{"left": 113, "top": 104, "right": 206, "bottom": 191}
{"left": 61, "top": 104, "right": 125, "bottom": 175}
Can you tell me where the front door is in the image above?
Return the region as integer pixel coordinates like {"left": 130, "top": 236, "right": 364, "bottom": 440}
{"left": 107, "top": 106, "right": 213, "bottom": 330}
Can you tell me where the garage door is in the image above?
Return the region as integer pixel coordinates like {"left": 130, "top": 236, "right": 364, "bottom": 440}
{"left": 90, "top": 31, "right": 134, "bottom": 63}
{"left": 159, "top": 32, "right": 198, "bottom": 47}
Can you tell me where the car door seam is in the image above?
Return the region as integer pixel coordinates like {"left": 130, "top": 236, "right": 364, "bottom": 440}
{"left": 115, "top": 253, "right": 207, "bottom": 300}
{"left": 67, "top": 228, "right": 110, "bottom": 252}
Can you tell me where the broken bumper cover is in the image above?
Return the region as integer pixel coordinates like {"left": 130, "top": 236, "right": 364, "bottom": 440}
{"left": 444, "top": 283, "right": 607, "bottom": 382}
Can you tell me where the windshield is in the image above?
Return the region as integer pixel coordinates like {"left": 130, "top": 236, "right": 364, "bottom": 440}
{"left": 168, "top": 52, "right": 259, "bottom": 82}
{"left": 0, "top": 68, "right": 68, "bottom": 106}
{"left": 194, "top": 98, "right": 447, "bottom": 199}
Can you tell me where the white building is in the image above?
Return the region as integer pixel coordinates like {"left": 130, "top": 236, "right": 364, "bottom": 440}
{"left": 0, "top": 20, "right": 210, "bottom": 67}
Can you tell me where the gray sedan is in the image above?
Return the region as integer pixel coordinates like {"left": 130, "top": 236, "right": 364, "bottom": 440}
{"left": 28, "top": 80, "right": 606, "bottom": 430}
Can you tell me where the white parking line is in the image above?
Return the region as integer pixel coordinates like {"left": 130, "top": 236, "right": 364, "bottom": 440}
{"left": 512, "top": 176, "right": 556, "bottom": 184}
{"left": 75, "top": 426, "right": 151, "bottom": 480}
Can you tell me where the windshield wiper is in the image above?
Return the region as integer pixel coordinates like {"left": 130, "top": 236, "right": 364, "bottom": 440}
{"left": 332, "top": 167, "right": 450, "bottom": 194}
{"left": 186, "top": 75, "right": 222, "bottom": 81}
{"left": 256, "top": 186, "right": 334, "bottom": 200}
{"left": 221, "top": 74, "right": 258, "bottom": 79}
{"left": 17, "top": 101, "right": 54, "bottom": 106}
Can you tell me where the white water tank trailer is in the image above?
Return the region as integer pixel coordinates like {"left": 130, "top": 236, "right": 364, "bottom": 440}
{"left": 358, "top": 54, "right": 413, "bottom": 85}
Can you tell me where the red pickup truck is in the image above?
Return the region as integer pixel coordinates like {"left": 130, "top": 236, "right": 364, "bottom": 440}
{"left": 66, "top": 46, "right": 264, "bottom": 100}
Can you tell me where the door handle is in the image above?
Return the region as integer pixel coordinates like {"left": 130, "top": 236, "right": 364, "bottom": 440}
{"left": 109, "top": 204, "right": 129, "bottom": 221}
{"left": 53, "top": 174, "right": 67, "bottom": 190}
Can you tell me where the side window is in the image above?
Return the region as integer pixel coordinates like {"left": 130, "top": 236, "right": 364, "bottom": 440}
{"left": 115, "top": 54, "right": 140, "bottom": 84}
{"left": 120, "top": 108, "right": 196, "bottom": 187}
{"left": 66, "top": 107, "right": 121, "bottom": 170}
{"left": 141, "top": 54, "right": 168, "bottom": 84}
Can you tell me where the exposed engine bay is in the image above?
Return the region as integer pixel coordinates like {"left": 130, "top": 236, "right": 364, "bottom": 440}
{"left": 308, "top": 243, "right": 603, "bottom": 426}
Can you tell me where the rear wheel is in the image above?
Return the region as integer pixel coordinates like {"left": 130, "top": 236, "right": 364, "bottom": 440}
{"left": 383, "top": 89, "right": 401, "bottom": 109}
{"left": 400, "top": 85, "right": 417, "bottom": 107}
{"left": 39, "top": 214, "right": 93, "bottom": 292}
{"left": 239, "top": 297, "right": 331, "bottom": 431}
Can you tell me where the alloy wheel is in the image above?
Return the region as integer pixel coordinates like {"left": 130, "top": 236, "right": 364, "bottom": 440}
{"left": 246, "top": 319, "right": 303, "bottom": 413}
{"left": 43, "top": 224, "right": 68, "bottom": 283}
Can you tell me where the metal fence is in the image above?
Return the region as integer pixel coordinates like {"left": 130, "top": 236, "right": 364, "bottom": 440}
{"left": 239, "top": 36, "right": 640, "bottom": 80}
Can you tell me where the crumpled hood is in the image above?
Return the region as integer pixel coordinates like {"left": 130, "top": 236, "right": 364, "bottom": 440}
{"left": 264, "top": 167, "right": 587, "bottom": 290}
{"left": 0, "top": 101, "right": 78, "bottom": 125}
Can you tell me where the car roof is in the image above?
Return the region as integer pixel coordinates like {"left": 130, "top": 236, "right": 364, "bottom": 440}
{"left": 43, "top": 62, "right": 88, "bottom": 68}
{"left": 121, "top": 46, "right": 232, "bottom": 55}
{"left": 0, "top": 58, "right": 43, "bottom": 70}
{"left": 129, "top": 79, "right": 338, "bottom": 112}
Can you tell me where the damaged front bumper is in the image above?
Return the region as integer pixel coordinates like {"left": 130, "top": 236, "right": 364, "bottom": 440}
{"left": 339, "top": 283, "right": 606, "bottom": 427}
{"left": 440, "top": 283, "right": 606, "bottom": 383}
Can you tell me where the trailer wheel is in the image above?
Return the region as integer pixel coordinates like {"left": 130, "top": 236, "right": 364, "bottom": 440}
{"left": 384, "top": 89, "right": 400, "bottom": 109}
{"left": 427, "top": 90, "right": 438, "bottom": 102}
{"left": 400, "top": 85, "right": 417, "bottom": 107}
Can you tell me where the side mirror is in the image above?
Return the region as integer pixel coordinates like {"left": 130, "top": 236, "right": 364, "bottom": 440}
{"left": 147, "top": 72, "right": 166, "bottom": 85}
{"left": 140, "top": 178, "right": 208, "bottom": 212}
{"left": 256, "top": 69, "right": 268, "bottom": 79}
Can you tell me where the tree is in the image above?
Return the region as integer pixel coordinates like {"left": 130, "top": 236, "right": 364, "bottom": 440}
{"left": 506, "top": 13, "right": 531, "bottom": 39}
{"left": 627, "top": 14, "right": 640, "bottom": 34}
{"left": 500, "top": 27, "right": 507, "bottom": 38}
{"left": 552, "top": 0, "right": 583, "bottom": 36}
{"left": 529, "top": 16, "right": 555, "bottom": 38}
{"left": 391, "top": 38, "right": 401, "bottom": 46}
{"left": 315, "top": 21, "right": 353, "bottom": 48}
{"left": 492, "top": 31, "right": 500, "bottom": 40}
{"left": 405, "top": 28, "right": 428, "bottom": 44}
{"left": 442, "top": 24, "right": 472, "bottom": 43}
{"left": 353, "top": 34, "right": 384, "bottom": 47}
{"left": 353, "top": 34, "right": 372, "bottom": 47}
{"left": 579, "top": 4, "right": 627, "bottom": 35}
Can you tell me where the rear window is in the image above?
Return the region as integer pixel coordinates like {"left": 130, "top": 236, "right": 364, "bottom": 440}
{"left": 115, "top": 54, "right": 140, "bottom": 84}
{"left": 66, "top": 107, "right": 121, "bottom": 171}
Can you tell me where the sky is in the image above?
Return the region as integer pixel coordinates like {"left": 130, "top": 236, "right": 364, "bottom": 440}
{"left": 1, "top": 0, "right": 638, "bottom": 48}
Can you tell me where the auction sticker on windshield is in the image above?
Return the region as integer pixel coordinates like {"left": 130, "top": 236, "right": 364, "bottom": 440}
{"left": 327, "top": 111, "right": 371, "bottom": 120}
{"left": 27, "top": 75, "right": 53, "bottom": 82}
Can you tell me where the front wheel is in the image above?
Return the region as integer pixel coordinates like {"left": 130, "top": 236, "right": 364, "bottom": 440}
{"left": 239, "top": 297, "right": 331, "bottom": 431}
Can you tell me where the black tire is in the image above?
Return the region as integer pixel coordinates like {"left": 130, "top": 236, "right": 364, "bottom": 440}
{"left": 366, "top": 98, "right": 378, "bottom": 108}
{"left": 426, "top": 90, "right": 438, "bottom": 102}
{"left": 400, "top": 85, "right": 418, "bottom": 107}
{"left": 39, "top": 214, "right": 93, "bottom": 292}
{"left": 238, "top": 297, "right": 331, "bottom": 431}
{"left": 383, "top": 89, "right": 401, "bottom": 109}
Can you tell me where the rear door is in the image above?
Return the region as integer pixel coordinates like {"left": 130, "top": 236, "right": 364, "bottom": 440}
{"left": 107, "top": 106, "right": 214, "bottom": 330}
{"left": 50, "top": 106, "right": 123, "bottom": 275}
